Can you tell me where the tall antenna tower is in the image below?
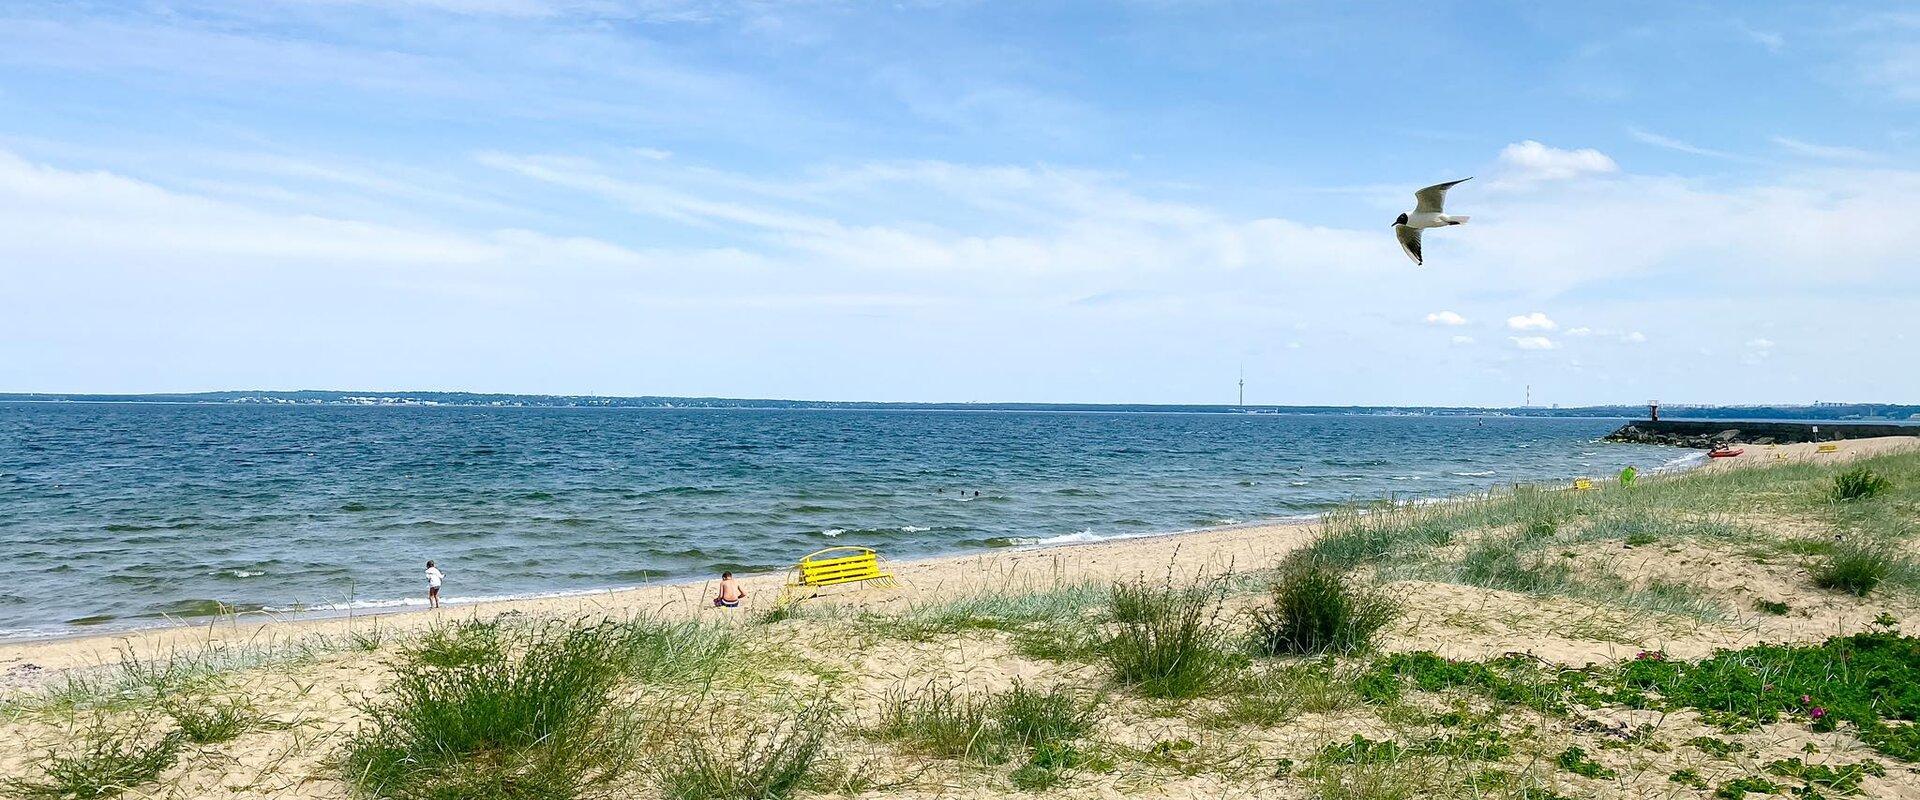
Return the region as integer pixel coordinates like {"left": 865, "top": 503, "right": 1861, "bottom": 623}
{"left": 1238, "top": 364, "right": 1245, "bottom": 408}
{"left": 1525, "top": 384, "right": 1532, "bottom": 407}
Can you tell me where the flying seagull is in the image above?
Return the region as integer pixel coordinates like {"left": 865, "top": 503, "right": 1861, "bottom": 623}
{"left": 1392, "top": 177, "right": 1472, "bottom": 266}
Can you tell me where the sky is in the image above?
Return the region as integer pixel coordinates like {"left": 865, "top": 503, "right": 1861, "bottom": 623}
{"left": 1, "top": 1, "right": 1916, "bottom": 407}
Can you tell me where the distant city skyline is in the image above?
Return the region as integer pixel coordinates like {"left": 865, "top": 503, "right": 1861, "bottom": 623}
{"left": 1, "top": 1, "right": 1914, "bottom": 406}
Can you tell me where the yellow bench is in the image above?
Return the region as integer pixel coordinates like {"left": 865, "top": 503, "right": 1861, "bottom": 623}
{"left": 1817, "top": 443, "right": 1839, "bottom": 453}
{"left": 784, "top": 546, "right": 898, "bottom": 598}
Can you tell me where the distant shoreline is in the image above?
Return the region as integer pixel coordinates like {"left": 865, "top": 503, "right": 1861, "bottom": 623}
{"left": 5, "top": 395, "right": 1916, "bottom": 422}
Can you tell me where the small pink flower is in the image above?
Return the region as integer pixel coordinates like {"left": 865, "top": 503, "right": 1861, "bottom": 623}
{"left": 1800, "top": 695, "right": 1813, "bottom": 705}
{"left": 1809, "top": 707, "right": 1827, "bottom": 720}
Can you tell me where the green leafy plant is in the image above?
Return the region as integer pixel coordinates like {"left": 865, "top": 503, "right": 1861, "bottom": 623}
{"left": 1752, "top": 599, "right": 1791, "bottom": 616}
{"left": 1555, "top": 746, "right": 1615, "bottom": 779}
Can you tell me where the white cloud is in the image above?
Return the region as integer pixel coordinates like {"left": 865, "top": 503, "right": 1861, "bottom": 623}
{"left": 1424, "top": 310, "right": 1468, "bottom": 326}
{"left": 1507, "top": 312, "right": 1557, "bottom": 331}
{"left": 1510, "top": 336, "right": 1556, "bottom": 350}
{"left": 1566, "top": 326, "right": 1593, "bottom": 336}
{"left": 1626, "top": 127, "right": 1751, "bottom": 161}
{"left": 1494, "top": 140, "right": 1618, "bottom": 185}
{"left": 1623, "top": 331, "right": 1647, "bottom": 343}
{"left": 1746, "top": 338, "right": 1776, "bottom": 349}
{"left": 1771, "top": 136, "right": 1875, "bottom": 161}
{"left": 1450, "top": 335, "right": 1475, "bottom": 345}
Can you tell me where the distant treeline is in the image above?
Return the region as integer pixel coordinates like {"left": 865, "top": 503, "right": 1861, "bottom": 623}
{"left": 2, "top": 391, "right": 1915, "bottom": 422}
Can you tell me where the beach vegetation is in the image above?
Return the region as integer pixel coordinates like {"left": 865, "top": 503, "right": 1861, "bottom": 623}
{"left": 1810, "top": 542, "right": 1894, "bottom": 596}
{"left": 341, "top": 620, "right": 640, "bottom": 799}
{"left": 1102, "top": 576, "right": 1240, "bottom": 699}
{"left": 165, "top": 696, "right": 262, "bottom": 744}
{"left": 1752, "top": 598, "right": 1791, "bottom": 615}
{"left": 3, "top": 726, "right": 183, "bottom": 800}
{"left": 1201, "top": 660, "right": 1361, "bottom": 728}
{"left": 871, "top": 681, "right": 1007, "bottom": 763}
{"left": 1831, "top": 467, "right": 1892, "bottom": 501}
{"left": 654, "top": 703, "right": 834, "bottom": 800}
{"left": 1250, "top": 560, "right": 1397, "bottom": 656}
{"left": 870, "top": 680, "right": 1101, "bottom": 774}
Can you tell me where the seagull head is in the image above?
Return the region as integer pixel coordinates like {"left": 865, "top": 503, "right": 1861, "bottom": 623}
{"left": 1392, "top": 213, "right": 1408, "bottom": 227}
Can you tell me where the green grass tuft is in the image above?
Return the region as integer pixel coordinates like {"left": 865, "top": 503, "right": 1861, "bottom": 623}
{"left": 343, "top": 620, "right": 641, "bottom": 799}
{"left": 1810, "top": 542, "right": 1893, "bottom": 596}
{"left": 1250, "top": 560, "right": 1397, "bottom": 656}
{"left": 1102, "top": 577, "right": 1240, "bottom": 699}
{"left": 1831, "top": 467, "right": 1892, "bottom": 502}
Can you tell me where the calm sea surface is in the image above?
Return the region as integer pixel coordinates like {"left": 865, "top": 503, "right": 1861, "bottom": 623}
{"left": 0, "top": 403, "right": 1687, "bottom": 638}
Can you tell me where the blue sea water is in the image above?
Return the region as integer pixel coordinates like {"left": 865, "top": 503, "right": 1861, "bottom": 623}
{"left": 0, "top": 403, "right": 1686, "bottom": 638}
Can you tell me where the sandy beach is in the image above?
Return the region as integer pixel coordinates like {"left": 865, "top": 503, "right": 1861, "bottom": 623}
{"left": 3, "top": 436, "right": 1917, "bottom": 799}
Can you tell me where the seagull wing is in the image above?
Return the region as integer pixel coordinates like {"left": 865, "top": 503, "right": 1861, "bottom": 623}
{"left": 1413, "top": 177, "right": 1471, "bottom": 214}
{"left": 1394, "top": 225, "right": 1423, "bottom": 266}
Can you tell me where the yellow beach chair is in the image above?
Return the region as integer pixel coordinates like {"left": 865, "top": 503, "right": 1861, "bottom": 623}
{"left": 781, "top": 546, "right": 899, "bottom": 601}
{"left": 1817, "top": 443, "right": 1839, "bottom": 454}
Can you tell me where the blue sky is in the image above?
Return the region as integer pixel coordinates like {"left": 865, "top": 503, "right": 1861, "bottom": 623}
{"left": 1, "top": 1, "right": 1915, "bottom": 406}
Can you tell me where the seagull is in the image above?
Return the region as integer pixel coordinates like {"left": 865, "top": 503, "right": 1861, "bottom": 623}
{"left": 1392, "top": 177, "right": 1472, "bottom": 266}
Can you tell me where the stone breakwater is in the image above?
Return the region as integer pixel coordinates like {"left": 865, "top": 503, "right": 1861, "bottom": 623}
{"left": 1606, "top": 420, "right": 1920, "bottom": 448}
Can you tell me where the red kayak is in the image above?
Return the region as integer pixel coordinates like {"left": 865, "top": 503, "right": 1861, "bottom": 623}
{"left": 1708, "top": 447, "right": 1744, "bottom": 459}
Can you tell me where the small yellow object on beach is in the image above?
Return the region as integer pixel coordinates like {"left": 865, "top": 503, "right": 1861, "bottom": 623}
{"left": 1817, "top": 443, "right": 1838, "bottom": 453}
{"left": 1572, "top": 478, "right": 1593, "bottom": 491}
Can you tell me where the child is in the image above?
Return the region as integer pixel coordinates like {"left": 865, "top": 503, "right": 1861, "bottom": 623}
{"left": 425, "top": 560, "right": 444, "bottom": 609}
{"left": 712, "top": 572, "right": 746, "bottom": 608}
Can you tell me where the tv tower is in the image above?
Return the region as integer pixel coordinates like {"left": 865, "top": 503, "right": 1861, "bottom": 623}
{"left": 1238, "top": 365, "right": 1245, "bottom": 407}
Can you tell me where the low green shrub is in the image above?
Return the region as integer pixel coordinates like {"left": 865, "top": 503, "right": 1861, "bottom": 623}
{"left": 1250, "top": 561, "right": 1397, "bottom": 656}
{"left": 1555, "top": 746, "right": 1615, "bottom": 779}
{"left": 1752, "top": 599, "right": 1791, "bottom": 616}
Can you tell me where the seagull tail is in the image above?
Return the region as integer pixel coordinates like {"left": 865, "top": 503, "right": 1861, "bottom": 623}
{"left": 1445, "top": 215, "right": 1469, "bottom": 225}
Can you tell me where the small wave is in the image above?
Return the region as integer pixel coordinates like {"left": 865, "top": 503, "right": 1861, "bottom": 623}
{"left": 214, "top": 569, "right": 264, "bottom": 578}
{"left": 983, "top": 536, "right": 1040, "bottom": 547}
{"left": 339, "top": 502, "right": 370, "bottom": 512}
{"left": 899, "top": 526, "right": 930, "bottom": 532}
{"left": 1450, "top": 470, "right": 1496, "bottom": 477}
{"left": 820, "top": 528, "right": 845, "bottom": 537}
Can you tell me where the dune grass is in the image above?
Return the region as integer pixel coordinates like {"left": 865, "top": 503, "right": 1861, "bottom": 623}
{"left": 3, "top": 726, "right": 184, "bottom": 800}
{"left": 1810, "top": 542, "right": 1895, "bottom": 596}
{"left": 343, "top": 620, "right": 646, "bottom": 799}
{"left": 1103, "top": 577, "right": 1240, "bottom": 699}
{"left": 1250, "top": 560, "right": 1397, "bottom": 656}
{"left": 1831, "top": 466, "right": 1893, "bottom": 501}
{"left": 655, "top": 703, "right": 835, "bottom": 800}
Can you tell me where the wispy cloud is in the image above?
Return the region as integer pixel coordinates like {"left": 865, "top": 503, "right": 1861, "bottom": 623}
{"left": 1770, "top": 136, "right": 1875, "bottom": 161}
{"left": 1625, "top": 127, "right": 1756, "bottom": 162}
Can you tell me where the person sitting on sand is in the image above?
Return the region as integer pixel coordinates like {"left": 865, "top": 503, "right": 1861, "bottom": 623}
{"left": 712, "top": 572, "right": 746, "bottom": 608}
{"left": 425, "top": 560, "right": 444, "bottom": 609}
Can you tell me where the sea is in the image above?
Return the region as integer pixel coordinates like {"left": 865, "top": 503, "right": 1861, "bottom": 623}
{"left": 0, "top": 402, "right": 1692, "bottom": 639}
